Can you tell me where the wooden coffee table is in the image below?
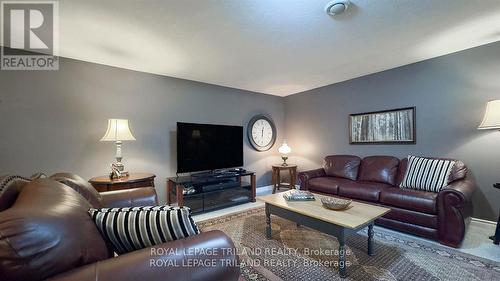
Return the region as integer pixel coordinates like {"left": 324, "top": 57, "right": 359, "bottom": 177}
{"left": 258, "top": 192, "right": 391, "bottom": 278}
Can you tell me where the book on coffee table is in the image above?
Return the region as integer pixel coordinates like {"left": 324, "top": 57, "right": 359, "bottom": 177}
{"left": 283, "top": 190, "right": 315, "bottom": 201}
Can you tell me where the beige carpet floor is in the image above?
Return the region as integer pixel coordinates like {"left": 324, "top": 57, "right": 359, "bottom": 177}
{"left": 198, "top": 207, "right": 500, "bottom": 281}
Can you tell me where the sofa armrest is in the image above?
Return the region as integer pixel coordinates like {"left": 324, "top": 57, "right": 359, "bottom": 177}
{"left": 439, "top": 179, "right": 475, "bottom": 208}
{"left": 47, "top": 230, "right": 240, "bottom": 281}
{"left": 298, "top": 168, "right": 326, "bottom": 190}
{"left": 100, "top": 187, "right": 158, "bottom": 208}
{"left": 437, "top": 178, "right": 476, "bottom": 247}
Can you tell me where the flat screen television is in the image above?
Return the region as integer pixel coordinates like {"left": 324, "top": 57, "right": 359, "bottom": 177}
{"left": 177, "top": 122, "right": 243, "bottom": 173}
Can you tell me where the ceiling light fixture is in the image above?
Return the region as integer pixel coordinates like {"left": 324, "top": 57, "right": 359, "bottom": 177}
{"left": 325, "top": 1, "right": 350, "bottom": 16}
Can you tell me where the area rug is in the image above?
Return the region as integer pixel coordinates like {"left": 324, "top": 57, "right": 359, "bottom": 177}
{"left": 198, "top": 207, "right": 500, "bottom": 281}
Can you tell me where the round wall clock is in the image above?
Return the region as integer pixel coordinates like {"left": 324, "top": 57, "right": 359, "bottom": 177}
{"left": 247, "top": 115, "right": 277, "bottom": 151}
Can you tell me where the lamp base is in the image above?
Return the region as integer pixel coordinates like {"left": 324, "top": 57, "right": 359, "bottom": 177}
{"left": 281, "top": 156, "right": 288, "bottom": 166}
{"left": 110, "top": 162, "right": 129, "bottom": 179}
{"left": 113, "top": 161, "right": 125, "bottom": 172}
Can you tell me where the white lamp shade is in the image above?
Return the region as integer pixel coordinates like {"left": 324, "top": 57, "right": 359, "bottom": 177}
{"left": 100, "top": 119, "right": 136, "bottom": 141}
{"left": 478, "top": 100, "right": 500, "bottom": 130}
{"left": 278, "top": 142, "right": 292, "bottom": 154}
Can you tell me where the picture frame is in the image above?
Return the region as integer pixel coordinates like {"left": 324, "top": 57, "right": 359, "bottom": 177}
{"left": 349, "top": 107, "right": 416, "bottom": 144}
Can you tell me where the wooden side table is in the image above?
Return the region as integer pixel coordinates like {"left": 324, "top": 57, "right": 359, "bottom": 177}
{"left": 272, "top": 164, "right": 297, "bottom": 194}
{"left": 89, "top": 173, "right": 156, "bottom": 192}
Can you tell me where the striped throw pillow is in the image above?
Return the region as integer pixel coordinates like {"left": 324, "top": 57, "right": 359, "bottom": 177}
{"left": 399, "top": 156, "right": 456, "bottom": 193}
{"left": 89, "top": 205, "right": 200, "bottom": 254}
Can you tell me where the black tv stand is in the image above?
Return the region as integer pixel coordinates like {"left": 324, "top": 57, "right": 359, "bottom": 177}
{"left": 167, "top": 171, "right": 256, "bottom": 214}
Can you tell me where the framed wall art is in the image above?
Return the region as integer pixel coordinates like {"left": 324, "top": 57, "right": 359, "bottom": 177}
{"left": 349, "top": 107, "right": 416, "bottom": 144}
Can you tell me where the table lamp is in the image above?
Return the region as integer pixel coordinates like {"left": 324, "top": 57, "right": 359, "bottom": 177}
{"left": 278, "top": 141, "right": 292, "bottom": 166}
{"left": 478, "top": 100, "right": 500, "bottom": 244}
{"left": 100, "top": 119, "right": 136, "bottom": 177}
{"left": 478, "top": 100, "right": 500, "bottom": 130}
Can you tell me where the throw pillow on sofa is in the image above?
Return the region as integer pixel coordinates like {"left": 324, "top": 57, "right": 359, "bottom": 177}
{"left": 399, "top": 155, "right": 456, "bottom": 192}
{"left": 89, "top": 205, "right": 200, "bottom": 254}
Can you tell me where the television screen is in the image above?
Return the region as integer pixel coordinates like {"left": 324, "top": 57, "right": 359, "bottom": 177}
{"left": 177, "top": 122, "right": 243, "bottom": 173}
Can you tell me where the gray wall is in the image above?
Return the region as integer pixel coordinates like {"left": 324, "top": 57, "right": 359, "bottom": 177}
{"left": 0, "top": 58, "right": 285, "bottom": 203}
{"left": 2, "top": 42, "right": 499, "bottom": 220}
{"left": 284, "top": 41, "right": 500, "bottom": 220}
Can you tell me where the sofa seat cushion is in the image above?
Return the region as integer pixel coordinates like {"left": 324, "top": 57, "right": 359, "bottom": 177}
{"left": 380, "top": 187, "right": 437, "bottom": 214}
{"left": 308, "top": 177, "right": 352, "bottom": 194}
{"left": 337, "top": 181, "right": 392, "bottom": 202}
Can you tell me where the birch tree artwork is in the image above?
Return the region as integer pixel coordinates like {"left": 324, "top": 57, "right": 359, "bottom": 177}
{"left": 350, "top": 107, "right": 415, "bottom": 144}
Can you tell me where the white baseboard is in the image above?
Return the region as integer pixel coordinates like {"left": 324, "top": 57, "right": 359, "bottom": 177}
{"left": 256, "top": 185, "right": 299, "bottom": 196}
{"left": 471, "top": 217, "right": 497, "bottom": 226}
{"left": 256, "top": 185, "right": 274, "bottom": 195}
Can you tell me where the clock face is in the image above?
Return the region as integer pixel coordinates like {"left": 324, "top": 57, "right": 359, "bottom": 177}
{"left": 248, "top": 115, "right": 276, "bottom": 151}
{"left": 252, "top": 119, "right": 273, "bottom": 147}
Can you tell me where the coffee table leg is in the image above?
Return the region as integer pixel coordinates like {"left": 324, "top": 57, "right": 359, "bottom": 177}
{"left": 266, "top": 204, "right": 272, "bottom": 239}
{"left": 368, "top": 223, "right": 374, "bottom": 256}
{"left": 338, "top": 233, "right": 347, "bottom": 278}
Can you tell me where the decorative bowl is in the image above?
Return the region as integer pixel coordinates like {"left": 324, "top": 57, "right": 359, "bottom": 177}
{"left": 321, "top": 197, "right": 352, "bottom": 210}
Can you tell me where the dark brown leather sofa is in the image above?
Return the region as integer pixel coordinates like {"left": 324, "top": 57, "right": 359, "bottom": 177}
{"left": 0, "top": 173, "right": 240, "bottom": 281}
{"left": 298, "top": 155, "right": 476, "bottom": 248}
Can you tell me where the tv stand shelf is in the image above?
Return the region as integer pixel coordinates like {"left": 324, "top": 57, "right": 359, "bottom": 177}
{"left": 166, "top": 171, "right": 256, "bottom": 214}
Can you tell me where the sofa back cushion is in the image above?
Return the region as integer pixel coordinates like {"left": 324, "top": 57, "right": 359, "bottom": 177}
{"left": 397, "top": 157, "right": 467, "bottom": 185}
{"left": 449, "top": 160, "right": 467, "bottom": 182}
{"left": 323, "top": 155, "right": 361, "bottom": 180}
{"left": 0, "top": 179, "right": 111, "bottom": 281}
{"left": 50, "top": 172, "right": 103, "bottom": 208}
{"left": 358, "top": 156, "right": 400, "bottom": 185}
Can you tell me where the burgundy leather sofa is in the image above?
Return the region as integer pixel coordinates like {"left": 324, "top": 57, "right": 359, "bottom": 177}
{"left": 298, "top": 155, "right": 476, "bottom": 248}
{"left": 0, "top": 173, "right": 240, "bottom": 281}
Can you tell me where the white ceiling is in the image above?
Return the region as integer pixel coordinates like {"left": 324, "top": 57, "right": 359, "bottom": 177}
{"left": 55, "top": 1, "right": 500, "bottom": 96}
